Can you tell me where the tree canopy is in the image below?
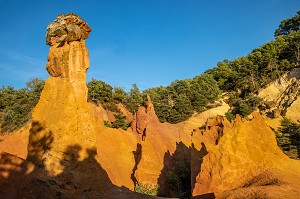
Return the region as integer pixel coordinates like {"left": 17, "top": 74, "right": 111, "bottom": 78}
{"left": 275, "top": 10, "right": 300, "bottom": 36}
{"left": 0, "top": 78, "right": 45, "bottom": 132}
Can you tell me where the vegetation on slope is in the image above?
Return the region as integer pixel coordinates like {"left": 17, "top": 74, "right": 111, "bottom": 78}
{"left": 276, "top": 118, "right": 300, "bottom": 159}
{"left": 0, "top": 78, "right": 44, "bottom": 132}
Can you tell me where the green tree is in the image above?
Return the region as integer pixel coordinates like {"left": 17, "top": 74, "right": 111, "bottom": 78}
{"left": 169, "top": 94, "right": 193, "bottom": 123}
{"left": 111, "top": 113, "right": 131, "bottom": 130}
{"left": 190, "top": 74, "right": 221, "bottom": 111}
{"left": 87, "top": 78, "right": 120, "bottom": 112}
{"left": 283, "top": 31, "right": 300, "bottom": 67}
{"left": 275, "top": 10, "right": 300, "bottom": 36}
{"left": 26, "top": 78, "right": 45, "bottom": 104}
{"left": 145, "top": 86, "right": 174, "bottom": 123}
{"left": 0, "top": 78, "right": 45, "bottom": 132}
{"left": 112, "top": 86, "right": 127, "bottom": 103}
{"left": 277, "top": 118, "right": 300, "bottom": 159}
{"left": 87, "top": 78, "right": 113, "bottom": 103}
{"left": 228, "top": 93, "right": 262, "bottom": 117}
{"left": 166, "top": 156, "right": 191, "bottom": 198}
{"left": 104, "top": 113, "right": 131, "bottom": 130}
{"left": 206, "top": 60, "right": 233, "bottom": 90}
{"left": 124, "top": 84, "right": 143, "bottom": 113}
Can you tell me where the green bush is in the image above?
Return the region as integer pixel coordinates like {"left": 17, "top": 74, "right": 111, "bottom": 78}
{"left": 104, "top": 121, "right": 112, "bottom": 128}
{"left": 103, "top": 113, "right": 131, "bottom": 130}
{"left": 227, "top": 93, "right": 262, "bottom": 117}
{"left": 166, "top": 156, "right": 191, "bottom": 198}
{"left": 134, "top": 183, "right": 159, "bottom": 196}
{"left": 276, "top": 118, "right": 300, "bottom": 159}
{"left": 112, "top": 113, "right": 131, "bottom": 130}
{"left": 225, "top": 111, "right": 235, "bottom": 122}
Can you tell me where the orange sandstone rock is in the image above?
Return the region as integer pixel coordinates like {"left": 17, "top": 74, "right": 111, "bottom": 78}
{"left": 131, "top": 95, "right": 192, "bottom": 187}
{"left": 193, "top": 112, "right": 300, "bottom": 198}
{"left": 27, "top": 14, "right": 96, "bottom": 174}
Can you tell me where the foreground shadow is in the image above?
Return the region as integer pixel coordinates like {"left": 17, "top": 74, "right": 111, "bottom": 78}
{"left": 0, "top": 121, "right": 156, "bottom": 199}
{"left": 157, "top": 142, "right": 208, "bottom": 199}
{"left": 157, "top": 142, "right": 191, "bottom": 198}
{"left": 131, "top": 143, "right": 142, "bottom": 186}
{"left": 192, "top": 193, "right": 215, "bottom": 199}
{"left": 191, "top": 143, "right": 208, "bottom": 192}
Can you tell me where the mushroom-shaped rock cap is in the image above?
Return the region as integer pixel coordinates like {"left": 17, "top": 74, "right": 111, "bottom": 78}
{"left": 46, "top": 12, "right": 91, "bottom": 45}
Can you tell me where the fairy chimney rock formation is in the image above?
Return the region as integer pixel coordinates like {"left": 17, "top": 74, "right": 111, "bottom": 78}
{"left": 45, "top": 13, "right": 91, "bottom": 102}
{"left": 27, "top": 13, "right": 98, "bottom": 174}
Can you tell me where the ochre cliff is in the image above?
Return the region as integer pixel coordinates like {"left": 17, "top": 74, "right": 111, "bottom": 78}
{"left": 192, "top": 112, "right": 300, "bottom": 198}
{"left": 93, "top": 95, "right": 194, "bottom": 190}
{"left": 130, "top": 95, "right": 191, "bottom": 191}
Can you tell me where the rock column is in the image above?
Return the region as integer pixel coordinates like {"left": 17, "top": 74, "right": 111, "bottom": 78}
{"left": 27, "top": 13, "right": 98, "bottom": 174}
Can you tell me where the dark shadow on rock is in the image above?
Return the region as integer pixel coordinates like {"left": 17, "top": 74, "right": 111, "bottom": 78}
{"left": 53, "top": 145, "right": 115, "bottom": 198}
{"left": 131, "top": 143, "right": 142, "bottom": 186}
{"left": 142, "top": 128, "right": 147, "bottom": 141}
{"left": 157, "top": 142, "right": 191, "bottom": 199}
{"left": 0, "top": 121, "right": 156, "bottom": 199}
{"left": 157, "top": 142, "right": 208, "bottom": 199}
{"left": 17, "top": 121, "right": 55, "bottom": 198}
{"left": 192, "top": 193, "right": 215, "bottom": 199}
{"left": 0, "top": 152, "right": 25, "bottom": 199}
{"left": 26, "top": 121, "right": 54, "bottom": 167}
{"left": 0, "top": 121, "right": 53, "bottom": 199}
{"left": 191, "top": 143, "right": 208, "bottom": 192}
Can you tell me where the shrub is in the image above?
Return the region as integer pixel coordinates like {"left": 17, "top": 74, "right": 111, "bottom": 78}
{"left": 225, "top": 111, "right": 235, "bottom": 122}
{"left": 276, "top": 118, "right": 300, "bottom": 159}
{"left": 103, "top": 113, "right": 131, "bottom": 130}
{"left": 134, "top": 183, "right": 159, "bottom": 196}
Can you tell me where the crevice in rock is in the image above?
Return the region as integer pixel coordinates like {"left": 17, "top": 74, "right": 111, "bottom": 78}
{"left": 131, "top": 143, "right": 142, "bottom": 187}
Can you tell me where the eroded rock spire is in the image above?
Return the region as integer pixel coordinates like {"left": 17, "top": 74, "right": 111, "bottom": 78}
{"left": 26, "top": 13, "right": 98, "bottom": 175}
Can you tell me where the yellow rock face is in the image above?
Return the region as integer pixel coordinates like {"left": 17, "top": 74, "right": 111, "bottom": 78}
{"left": 286, "top": 97, "right": 300, "bottom": 122}
{"left": 192, "top": 112, "right": 300, "bottom": 197}
{"left": 27, "top": 15, "right": 98, "bottom": 175}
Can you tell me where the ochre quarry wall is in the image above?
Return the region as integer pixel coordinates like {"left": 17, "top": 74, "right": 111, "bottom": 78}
{"left": 131, "top": 96, "right": 191, "bottom": 188}
{"left": 192, "top": 112, "right": 300, "bottom": 198}
{"left": 92, "top": 95, "right": 195, "bottom": 190}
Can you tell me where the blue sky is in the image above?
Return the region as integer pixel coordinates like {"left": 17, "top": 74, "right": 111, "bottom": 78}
{"left": 0, "top": 0, "right": 299, "bottom": 91}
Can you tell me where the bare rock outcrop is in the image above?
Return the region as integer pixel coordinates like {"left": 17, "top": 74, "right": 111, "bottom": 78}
{"left": 259, "top": 68, "right": 300, "bottom": 121}
{"left": 129, "top": 95, "right": 191, "bottom": 187}
{"left": 131, "top": 95, "right": 160, "bottom": 136}
{"left": 46, "top": 13, "right": 91, "bottom": 45}
{"left": 193, "top": 112, "right": 300, "bottom": 198}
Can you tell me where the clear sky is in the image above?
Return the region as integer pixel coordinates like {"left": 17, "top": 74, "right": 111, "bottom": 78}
{"left": 0, "top": 0, "right": 299, "bottom": 91}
